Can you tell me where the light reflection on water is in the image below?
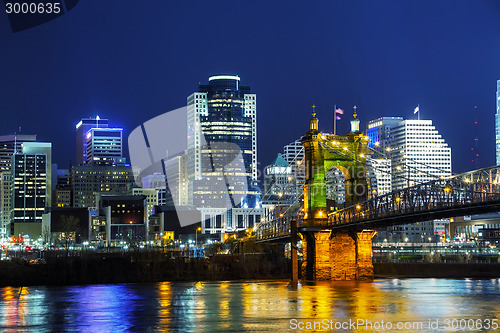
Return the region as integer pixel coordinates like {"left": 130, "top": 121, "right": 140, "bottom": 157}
{"left": 0, "top": 279, "right": 499, "bottom": 332}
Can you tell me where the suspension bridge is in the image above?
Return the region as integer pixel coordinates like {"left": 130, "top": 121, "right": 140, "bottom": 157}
{"left": 253, "top": 109, "right": 500, "bottom": 281}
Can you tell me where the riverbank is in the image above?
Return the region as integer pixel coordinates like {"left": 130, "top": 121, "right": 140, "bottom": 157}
{"left": 374, "top": 262, "right": 500, "bottom": 278}
{"left": 2, "top": 252, "right": 500, "bottom": 287}
{"left": 0, "top": 251, "right": 289, "bottom": 287}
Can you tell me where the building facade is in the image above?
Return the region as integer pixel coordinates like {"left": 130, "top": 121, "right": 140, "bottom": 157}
{"left": 163, "top": 154, "right": 188, "bottom": 207}
{"left": 0, "top": 134, "right": 37, "bottom": 172}
{"left": 263, "top": 153, "right": 295, "bottom": 204}
{"left": 187, "top": 75, "right": 259, "bottom": 209}
{"left": 366, "top": 117, "right": 403, "bottom": 149}
{"left": 72, "top": 165, "right": 135, "bottom": 208}
{"left": 85, "top": 127, "right": 123, "bottom": 165}
{"left": 0, "top": 173, "right": 11, "bottom": 238}
{"left": 390, "top": 119, "right": 452, "bottom": 190}
{"left": 11, "top": 152, "right": 48, "bottom": 237}
{"left": 282, "top": 139, "right": 305, "bottom": 201}
{"left": 76, "top": 116, "right": 109, "bottom": 166}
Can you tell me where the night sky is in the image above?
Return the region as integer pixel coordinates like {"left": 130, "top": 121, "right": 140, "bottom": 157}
{"left": 1, "top": 1, "right": 500, "bottom": 175}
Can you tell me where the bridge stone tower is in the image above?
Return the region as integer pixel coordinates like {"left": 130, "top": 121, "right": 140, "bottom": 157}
{"left": 300, "top": 107, "right": 376, "bottom": 280}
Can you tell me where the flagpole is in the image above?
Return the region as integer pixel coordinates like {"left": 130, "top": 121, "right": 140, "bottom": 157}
{"left": 334, "top": 104, "right": 337, "bottom": 135}
{"left": 417, "top": 104, "right": 420, "bottom": 121}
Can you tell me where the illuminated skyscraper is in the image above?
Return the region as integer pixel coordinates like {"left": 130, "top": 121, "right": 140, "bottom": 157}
{"left": 85, "top": 127, "right": 123, "bottom": 165}
{"left": 390, "top": 119, "right": 451, "bottom": 190}
{"left": 187, "top": 75, "right": 258, "bottom": 208}
{"left": 10, "top": 142, "right": 52, "bottom": 238}
{"left": 0, "top": 134, "right": 37, "bottom": 172}
{"left": 75, "top": 116, "right": 109, "bottom": 166}
{"left": 366, "top": 117, "right": 403, "bottom": 149}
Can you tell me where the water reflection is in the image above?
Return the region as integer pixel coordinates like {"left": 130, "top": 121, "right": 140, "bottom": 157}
{"left": 0, "top": 279, "right": 498, "bottom": 332}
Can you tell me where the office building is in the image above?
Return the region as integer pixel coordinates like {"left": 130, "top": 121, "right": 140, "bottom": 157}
{"left": 132, "top": 187, "right": 158, "bottom": 225}
{"left": 85, "top": 127, "right": 123, "bottom": 165}
{"left": 326, "top": 168, "right": 345, "bottom": 205}
{"left": 282, "top": 139, "right": 305, "bottom": 200}
{"left": 366, "top": 117, "right": 403, "bottom": 149}
{"left": 0, "top": 134, "right": 38, "bottom": 172}
{"left": 369, "top": 158, "right": 392, "bottom": 196}
{"left": 187, "top": 75, "right": 258, "bottom": 208}
{"left": 75, "top": 116, "right": 109, "bottom": 166}
{"left": 22, "top": 142, "right": 52, "bottom": 205}
{"left": 141, "top": 172, "right": 166, "bottom": 189}
{"left": 53, "top": 169, "right": 72, "bottom": 207}
{"left": 11, "top": 151, "right": 48, "bottom": 237}
{"left": 72, "top": 165, "right": 135, "bottom": 208}
{"left": 164, "top": 154, "right": 188, "bottom": 207}
{"left": 0, "top": 173, "right": 11, "bottom": 238}
{"left": 98, "top": 194, "right": 148, "bottom": 245}
{"left": 263, "top": 153, "right": 295, "bottom": 204}
{"left": 390, "top": 119, "right": 452, "bottom": 190}
{"left": 368, "top": 117, "right": 452, "bottom": 243}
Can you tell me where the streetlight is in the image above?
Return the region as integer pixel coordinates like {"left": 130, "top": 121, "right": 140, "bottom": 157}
{"left": 196, "top": 226, "right": 201, "bottom": 246}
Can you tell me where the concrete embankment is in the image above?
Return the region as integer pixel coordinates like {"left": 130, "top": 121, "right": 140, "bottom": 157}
{"left": 374, "top": 262, "right": 500, "bottom": 278}
{"left": 0, "top": 251, "right": 290, "bottom": 287}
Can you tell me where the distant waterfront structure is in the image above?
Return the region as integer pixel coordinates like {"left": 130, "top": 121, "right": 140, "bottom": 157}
{"left": 496, "top": 80, "right": 500, "bottom": 165}
{"left": 75, "top": 116, "right": 109, "bottom": 166}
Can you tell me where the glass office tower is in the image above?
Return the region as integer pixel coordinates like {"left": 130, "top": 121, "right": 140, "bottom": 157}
{"left": 187, "top": 75, "right": 258, "bottom": 209}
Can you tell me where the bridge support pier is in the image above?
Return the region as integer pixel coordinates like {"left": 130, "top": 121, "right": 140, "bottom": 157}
{"left": 301, "top": 230, "right": 377, "bottom": 281}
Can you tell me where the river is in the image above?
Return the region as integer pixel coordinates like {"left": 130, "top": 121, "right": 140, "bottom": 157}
{"left": 1, "top": 279, "right": 499, "bottom": 332}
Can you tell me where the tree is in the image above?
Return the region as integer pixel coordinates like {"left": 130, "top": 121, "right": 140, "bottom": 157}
{"left": 57, "top": 215, "right": 80, "bottom": 249}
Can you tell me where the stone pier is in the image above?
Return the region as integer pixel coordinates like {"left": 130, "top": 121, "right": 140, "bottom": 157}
{"left": 301, "top": 230, "right": 376, "bottom": 281}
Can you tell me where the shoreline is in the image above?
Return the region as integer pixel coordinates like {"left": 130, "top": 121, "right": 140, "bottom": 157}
{"left": 374, "top": 262, "right": 500, "bottom": 279}
{"left": 1, "top": 253, "right": 500, "bottom": 288}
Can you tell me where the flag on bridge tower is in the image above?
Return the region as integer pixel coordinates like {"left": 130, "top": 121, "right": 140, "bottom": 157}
{"left": 333, "top": 106, "right": 344, "bottom": 135}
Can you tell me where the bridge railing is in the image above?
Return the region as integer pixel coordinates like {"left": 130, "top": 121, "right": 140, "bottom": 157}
{"left": 255, "top": 166, "right": 500, "bottom": 239}
{"left": 328, "top": 171, "right": 500, "bottom": 226}
{"left": 255, "top": 215, "right": 302, "bottom": 240}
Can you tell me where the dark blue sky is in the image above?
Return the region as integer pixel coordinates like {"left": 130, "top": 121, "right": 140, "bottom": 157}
{"left": 1, "top": 1, "right": 500, "bottom": 174}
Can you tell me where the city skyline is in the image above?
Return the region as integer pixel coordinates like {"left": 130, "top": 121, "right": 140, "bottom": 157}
{"left": 2, "top": 1, "right": 500, "bottom": 173}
